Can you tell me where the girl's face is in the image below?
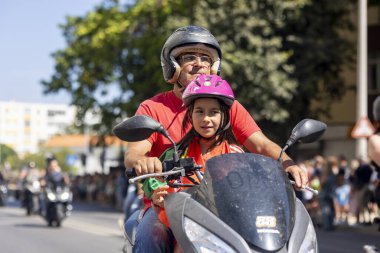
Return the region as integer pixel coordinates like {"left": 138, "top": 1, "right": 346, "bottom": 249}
{"left": 192, "top": 98, "right": 222, "bottom": 139}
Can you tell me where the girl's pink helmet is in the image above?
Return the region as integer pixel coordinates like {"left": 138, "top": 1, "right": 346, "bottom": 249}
{"left": 182, "top": 74, "right": 235, "bottom": 108}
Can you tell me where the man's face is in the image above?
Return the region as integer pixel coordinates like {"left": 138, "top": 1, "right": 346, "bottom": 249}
{"left": 176, "top": 53, "right": 212, "bottom": 96}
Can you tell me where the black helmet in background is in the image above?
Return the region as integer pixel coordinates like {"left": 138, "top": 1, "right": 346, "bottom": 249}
{"left": 373, "top": 96, "right": 380, "bottom": 122}
{"left": 161, "top": 25, "right": 222, "bottom": 84}
{"left": 45, "top": 153, "right": 57, "bottom": 168}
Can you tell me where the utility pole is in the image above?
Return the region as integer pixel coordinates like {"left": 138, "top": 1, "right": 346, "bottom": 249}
{"left": 356, "top": 0, "right": 368, "bottom": 158}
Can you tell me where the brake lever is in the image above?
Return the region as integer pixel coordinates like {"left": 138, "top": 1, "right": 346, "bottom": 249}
{"left": 128, "top": 169, "right": 185, "bottom": 184}
{"left": 289, "top": 180, "right": 319, "bottom": 195}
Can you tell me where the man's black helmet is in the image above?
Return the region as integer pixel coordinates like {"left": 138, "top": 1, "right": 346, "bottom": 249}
{"left": 161, "top": 25, "right": 222, "bottom": 84}
{"left": 373, "top": 96, "right": 380, "bottom": 122}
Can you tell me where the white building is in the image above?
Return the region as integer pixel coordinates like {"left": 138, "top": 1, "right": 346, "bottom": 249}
{"left": 0, "top": 101, "right": 76, "bottom": 155}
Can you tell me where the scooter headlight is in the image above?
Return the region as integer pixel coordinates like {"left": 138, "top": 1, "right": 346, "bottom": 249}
{"left": 299, "top": 221, "right": 318, "bottom": 253}
{"left": 60, "top": 192, "right": 70, "bottom": 201}
{"left": 47, "top": 192, "right": 56, "bottom": 201}
{"left": 184, "top": 217, "right": 237, "bottom": 253}
{"left": 0, "top": 185, "right": 7, "bottom": 193}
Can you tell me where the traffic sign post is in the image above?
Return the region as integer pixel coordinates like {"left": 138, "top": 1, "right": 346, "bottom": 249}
{"left": 351, "top": 116, "right": 375, "bottom": 138}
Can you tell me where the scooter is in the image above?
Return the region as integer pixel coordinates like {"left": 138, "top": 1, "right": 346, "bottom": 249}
{"left": 41, "top": 182, "right": 73, "bottom": 227}
{"left": 24, "top": 180, "right": 41, "bottom": 215}
{"left": 114, "top": 115, "right": 325, "bottom": 252}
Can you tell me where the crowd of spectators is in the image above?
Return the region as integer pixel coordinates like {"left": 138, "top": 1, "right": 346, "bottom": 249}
{"left": 70, "top": 170, "right": 129, "bottom": 211}
{"left": 298, "top": 155, "right": 379, "bottom": 231}
{"left": 66, "top": 153, "right": 379, "bottom": 232}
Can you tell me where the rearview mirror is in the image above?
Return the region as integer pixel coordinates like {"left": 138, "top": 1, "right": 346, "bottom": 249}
{"left": 113, "top": 115, "right": 167, "bottom": 142}
{"left": 286, "top": 119, "right": 327, "bottom": 147}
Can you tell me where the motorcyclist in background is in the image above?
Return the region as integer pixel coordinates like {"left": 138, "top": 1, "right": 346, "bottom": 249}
{"left": 19, "top": 162, "right": 40, "bottom": 208}
{"left": 39, "top": 157, "right": 70, "bottom": 211}
{"left": 41, "top": 157, "right": 70, "bottom": 188}
{"left": 21, "top": 162, "right": 41, "bottom": 214}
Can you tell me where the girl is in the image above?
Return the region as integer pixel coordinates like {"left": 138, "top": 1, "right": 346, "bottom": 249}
{"left": 149, "top": 74, "right": 244, "bottom": 227}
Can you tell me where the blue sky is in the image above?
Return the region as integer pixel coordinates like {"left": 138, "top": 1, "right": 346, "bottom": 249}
{"left": 0, "top": 0, "right": 103, "bottom": 105}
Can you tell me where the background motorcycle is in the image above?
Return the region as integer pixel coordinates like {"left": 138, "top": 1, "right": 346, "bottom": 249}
{"left": 24, "top": 180, "right": 41, "bottom": 215}
{"left": 114, "top": 115, "right": 326, "bottom": 253}
{"left": 41, "top": 182, "right": 73, "bottom": 227}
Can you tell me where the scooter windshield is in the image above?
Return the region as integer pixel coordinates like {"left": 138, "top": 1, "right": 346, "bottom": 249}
{"left": 190, "top": 153, "right": 295, "bottom": 251}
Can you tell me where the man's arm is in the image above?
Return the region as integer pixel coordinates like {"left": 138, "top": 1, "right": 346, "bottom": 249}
{"left": 243, "top": 131, "right": 307, "bottom": 188}
{"left": 124, "top": 140, "right": 162, "bottom": 176}
{"left": 368, "top": 134, "right": 380, "bottom": 165}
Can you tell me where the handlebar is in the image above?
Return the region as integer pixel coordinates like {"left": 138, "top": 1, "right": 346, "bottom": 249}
{"left": 126, "top": 157, "right": 203, "bottom": 187}
{"left": 128, "top": 169, "right": 185, "bottom": 184}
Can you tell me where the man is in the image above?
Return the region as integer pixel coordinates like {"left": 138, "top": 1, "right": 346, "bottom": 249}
{"left": 368, "top": 96, "right": 380, "bottom": 225}
{"left": 20, "top": 162, "right": 40, "bottom": 211}
{"left": 42, "top": 157, "right": 70, "bottom": 188}
{"left": 368, "top": 96, "right": 380, "bottom": 167}
{"left": 124, "top": 25, "right": 308, "bottom": 252}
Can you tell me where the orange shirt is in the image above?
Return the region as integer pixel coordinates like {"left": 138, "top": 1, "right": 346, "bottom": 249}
{"left": 157, "top": 139, "right": 244, "bottom": 227}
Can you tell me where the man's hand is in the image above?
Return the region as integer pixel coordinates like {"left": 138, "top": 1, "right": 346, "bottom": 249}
{"left": 133, "top": 157, "right": 163, "bottom": 176}
{"left": 125, "top": 140, "right": 162, "bottom": 176}
{"left": 284, "top": 162, "right": 308, "bottom": 189}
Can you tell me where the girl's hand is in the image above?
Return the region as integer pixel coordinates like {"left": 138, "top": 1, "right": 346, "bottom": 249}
{"left": 151, "top": 185, "right": 170, "bottom": 208}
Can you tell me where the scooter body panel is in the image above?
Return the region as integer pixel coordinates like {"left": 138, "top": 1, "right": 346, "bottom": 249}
{"left": 165, "top": 153, "right": 318, "bottom": 253}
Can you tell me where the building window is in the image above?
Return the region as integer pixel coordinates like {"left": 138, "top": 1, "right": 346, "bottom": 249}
{"left": 48, "top": 110, "right": 66, "bottom": 117}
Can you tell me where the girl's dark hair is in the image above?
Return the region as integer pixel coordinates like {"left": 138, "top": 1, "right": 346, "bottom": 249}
{"left": 178, "top": 98, "right": 239, "bottom": 152}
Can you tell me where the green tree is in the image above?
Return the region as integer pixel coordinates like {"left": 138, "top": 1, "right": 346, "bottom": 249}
{"left": 42, "top": 0, "right": 356, "bottom": 144}
{"left": 41, "top": 0, "right": 189, "bottom": 138}
{"left": 192, "top": 0, "right": 355, "bottom": 142}
{"left": 0, "top": 144, "right": 18, "bottom": 167}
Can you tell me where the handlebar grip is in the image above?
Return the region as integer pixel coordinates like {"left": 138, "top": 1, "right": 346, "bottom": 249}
{"left": 126, "top": 169, "right": 137, "bottom": 178}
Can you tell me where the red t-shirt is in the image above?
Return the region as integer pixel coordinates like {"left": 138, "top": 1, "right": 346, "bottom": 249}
{"left": 135, "top": 90, "right": 261, "bottom": 157}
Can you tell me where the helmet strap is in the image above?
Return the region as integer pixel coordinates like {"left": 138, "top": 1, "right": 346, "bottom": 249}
{"left": 175, "top": 69, "right": 185, "bottom": 88}
{"left": 175, "top": 82, "right": 183, "bottom": 89}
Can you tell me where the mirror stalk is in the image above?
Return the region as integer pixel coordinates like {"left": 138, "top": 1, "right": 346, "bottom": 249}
{"left": 278, "top": 145, "right": 289, "bottom": 163}
{"left": 159, "top": 127, "right": 179, "bottom": 162}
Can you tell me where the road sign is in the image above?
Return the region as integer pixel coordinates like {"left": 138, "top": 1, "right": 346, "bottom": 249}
{"left": 351, "top": 116, "right": 375, "bottom": 138}
{"left": 66, "top": 154, "right": 79, "bottom": 166}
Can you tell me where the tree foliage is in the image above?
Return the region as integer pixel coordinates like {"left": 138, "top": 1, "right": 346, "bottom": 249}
{"left": 42, "top": 0, "right": 356, "bottom": 143}
{"left": 0, "top": 144, "right": 18, "bottom": 167}
{"left": 191, "top": 0, "right": 356, "bottom": 142}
